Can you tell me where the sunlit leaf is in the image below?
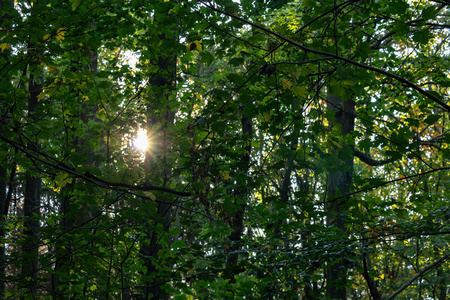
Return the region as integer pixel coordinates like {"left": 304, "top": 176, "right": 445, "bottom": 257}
{"left": 0, "top": 43, "right": 10, "bottom": 52}
{"left": 280, "top": 78, "right": 292, "bottom": 90}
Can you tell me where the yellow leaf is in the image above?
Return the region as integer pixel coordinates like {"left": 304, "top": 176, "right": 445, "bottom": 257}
{"left": 280, "top": 78, "right": 292, "bottom": 90}
{"left": 43, "top": 34, "right": 51, "bottom": 41}
{"left": 47, "top": 65, "right": 59, "bottom": 73}
{"left": 263, "top": 111, "right": 271, "bottom": 122}
{"left": 0, "top": 43, "right": 10, "bottom": 52}
{"left": 145, "top": 192, "right": 157, "bottom": 200}
{"left": 186, "top": 40, "right": 202, "bottom": 51}
{"left": 56, "top": 29, "right": 66, "bottom": 43}
{"left": 37, "top": 92, "right": 45, "bottom": 102}
{"left": 71, "top": 0, "right": 82, "bottom": 11}
{"left": 292, "top": 86, "right": 307, "bottom": 98}
{"left": 97, "top": 108, "right": 106, "bottom": 121}
{"left": 223, "top": 171, "right": 230, "bottom": 180}
{"left": 342, "top": 80, "right": 354, "bottom": 87}
{"left": 53, "top": 172, "right": 73, "bottom": 193}
{"left": 331, "top": 140, "right": 342, "bottom": 148}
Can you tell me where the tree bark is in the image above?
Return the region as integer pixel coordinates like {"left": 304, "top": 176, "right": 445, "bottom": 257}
{"left": 52, "top": 42, "right": 98, "bottom": 298}
{"left": 21, "top": 71, "right": 43, "bottom": 296}
{"left": 0, "top": 166, "right": 7, "bottom": 299}
{"left": 0, "top": 1, "right": 13, "bottom": 296}
{"left": 225, "top": 112, "right": 252, "bottom": 288}
{"left": 325, "top": 94, "right": 355, "bottom": 300}
{"left": 139, "top": 33, "right": 177, "bottom": 300}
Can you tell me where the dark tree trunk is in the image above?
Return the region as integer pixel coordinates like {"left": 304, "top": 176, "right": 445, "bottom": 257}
{"left": 52, "top": 43, "right": 98, "bottom": 298}
{"left": 0, "top": 0, "right": 13, "bottom": 297}
{"left": 21, "top": 71, "right": 43, "bottom": 296}
{"left": 0, "top": 166, "right": 7, "bottom": 299}
{"left": 225, "top": 112, "right": 252, "bottom": 288}
{"left": 139, "top": 34, "right": 177, "bottom": 300}
{"left": 325, "top": 94, "right": 355, "bottom": 300}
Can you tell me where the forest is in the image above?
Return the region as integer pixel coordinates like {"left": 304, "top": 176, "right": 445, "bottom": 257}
{"left": 0, "top": 0, "right": 449, "bottom": 299}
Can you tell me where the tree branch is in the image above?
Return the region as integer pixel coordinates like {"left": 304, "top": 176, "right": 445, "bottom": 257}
{"left": 199, "top": 1, "right": 450, "bottom": 112}
{"left": 362, "top": 254, "right": 382, "bottom": 300}
{"left": 307, "top": 166, "right": 450, "bottom": 208}
{"left": 0, "top": 135, "right": 191, "bottom": 197}
{"left": 384, "top": 252, "right": 450, "bottom": 300}
{"left": 352, "top": 146, "right": 396, "bottom": 166}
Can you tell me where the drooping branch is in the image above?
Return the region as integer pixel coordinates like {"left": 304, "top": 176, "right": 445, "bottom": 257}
{"left": 198, "top": 1, "right": 450, "bottom": 113}
{"left": 308, "top": 166, "right": 450, "bottom": 208}
{"left": 0, "top": 135, "right": 191, "bottom": 197}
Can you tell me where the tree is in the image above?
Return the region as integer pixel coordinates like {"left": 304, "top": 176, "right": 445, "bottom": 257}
{"left": 0, "top": 0, "right": 449, "bottom": 299}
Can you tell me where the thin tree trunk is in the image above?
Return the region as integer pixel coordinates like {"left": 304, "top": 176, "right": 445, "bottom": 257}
{"left": 325, "top": 94, "right": 355, "bottom": 300}
{"left": 0, "top": 166, "right": 7, "bottom": 299}
{"left": 0, "top": 0, "right": 13, "bottom": 296}
{"left": 362, "top": 245, "right": 381, "bottom": 300}
{"left": 435, "top": 247, "right": 447, "bottom": 300}
{"left": 225, "top": 112, "right": 252, "bottom": 288}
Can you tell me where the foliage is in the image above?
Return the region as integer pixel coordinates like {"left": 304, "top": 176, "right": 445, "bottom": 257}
{"left": 0, "top": 0, "right": 449, "bottom": 299}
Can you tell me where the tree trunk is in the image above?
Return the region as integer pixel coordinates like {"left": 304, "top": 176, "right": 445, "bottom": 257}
{"left": 225, "top": 112, "right": 252, "bottom": 288}
{"left": 0, "top": 0, "right": 13, "bottom": 296}
{"left": 52, "top": 44, "right": 98, "bottom": 298}
{"left": 139, "top": 35, "right": 177, "bottom": 300}
{"left": 325, "top": 94, "right": 355, "bottom": 300}
{"left": 21, "top": 71, "right": 43, "bottom": 296}
{"left": 0, "top": 166, "right": 7, "bottom": 299}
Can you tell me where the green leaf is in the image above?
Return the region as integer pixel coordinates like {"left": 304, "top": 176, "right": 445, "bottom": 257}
{"left": 358, "top": 138, "right": 372, "bottom": 153}
{"left": 46, "top": 217, "right": 56, "bottom": 226}
{"left": 200, "top": 51, "right": 214, "bottom": 65}
{"left": 223, "top": 197, "right": 234, "bottom": 215}
{"left": 413, "top": 29, "right": 431, "bottom": 45}
{"left": 392, "top": 20, "right": 409, "bottom": 35}
{"left": 438, "top": 80, "right": 450, "bottom": 87}
{"left": 427, "top": 90, "right": 443, "bottom": 100}
{"left": 241, "top": 0, "right": 253, "bottom": 10}
{"left": 329, "top": 84, "right": 345, "bottom": 98}
{"left": 172, "top": 240, "right": 187, "bottom": 250}
{"left": 228, "top": 57, "right": 245, "bottom": 66}
{"left": 389, "top": 0, "right": 409, "bottom": 14}
{"left": 422, "top": 6, "right": 438, "bottom": 20}
{"left": 424, "top": 115, "right": 441, "bottom": 125}
{"left": 227, "top": 73, "right": 244, "bottom": 86}
{"left": 442, "top": 149, "right": 450, "bottom": 160}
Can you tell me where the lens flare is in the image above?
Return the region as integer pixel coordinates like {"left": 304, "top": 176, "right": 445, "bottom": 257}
{"left": 133, "top": 129, "right": 148, "bottom": 152}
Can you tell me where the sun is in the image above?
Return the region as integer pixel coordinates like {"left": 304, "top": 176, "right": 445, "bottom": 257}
{"left": 133, "top": 128, "right": 149, "bottom": 152}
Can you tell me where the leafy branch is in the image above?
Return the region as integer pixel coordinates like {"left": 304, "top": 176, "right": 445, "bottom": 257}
{"left": 0, "top": 134, "right": 191, "bottom": 197}
{"left": 384, "top": 252, "right": 450, "bottom": 300}
{"left": 199, "top": 0, "right": 450, "bottom": 112}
